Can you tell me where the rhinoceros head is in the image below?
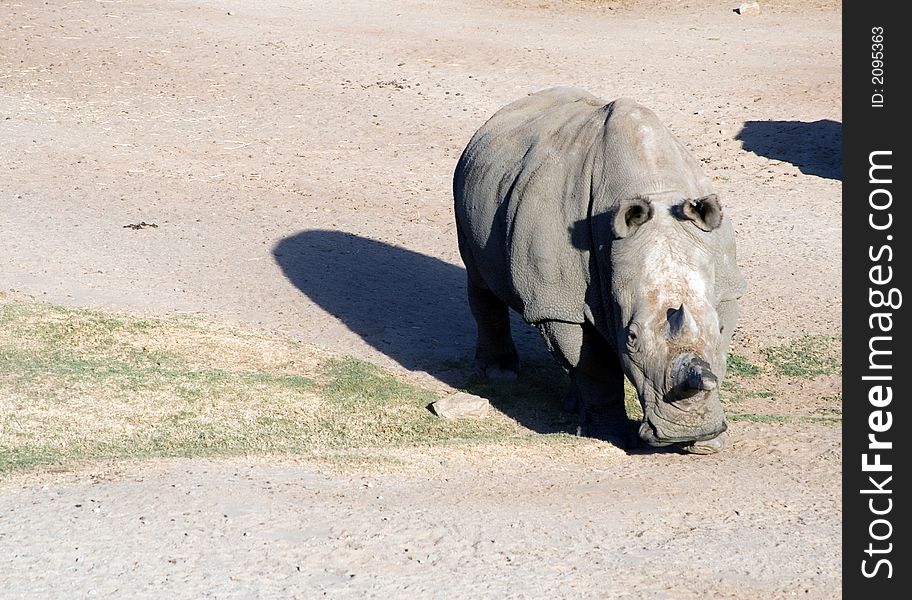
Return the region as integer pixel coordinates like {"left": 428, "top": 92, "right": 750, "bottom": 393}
{"left": 605, "top": 192, "right": 728, "bottom": 447}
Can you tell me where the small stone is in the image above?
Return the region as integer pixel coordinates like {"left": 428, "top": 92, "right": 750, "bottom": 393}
{"left": 735, "top": 2, "right": 760, "bottom": 15}
{"left": 430, "top": 392, "right": 491, "bottom": 419}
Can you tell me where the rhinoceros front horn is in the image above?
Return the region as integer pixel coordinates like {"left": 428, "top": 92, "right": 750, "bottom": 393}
{"left": 667, "top": 303, "right": 698, "bottom": 343}
{"left": 670, "top": 354, "right": 718, "bottom": 400}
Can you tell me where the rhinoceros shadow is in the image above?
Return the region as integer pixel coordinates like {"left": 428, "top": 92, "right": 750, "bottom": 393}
{"left": 273, "top": 230, "right": 584, "bottom": 436}
{"left": 735, "top": 119, "right": 842, "bottom": 180}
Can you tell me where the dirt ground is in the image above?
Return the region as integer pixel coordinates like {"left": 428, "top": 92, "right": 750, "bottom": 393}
{"left": 1, "top": 0, "right": 841, "bottom": 598}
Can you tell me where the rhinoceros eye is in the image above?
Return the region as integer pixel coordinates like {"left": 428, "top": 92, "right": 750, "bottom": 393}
{"left": 627, "top": 323, "right": 641, "bottom": 352}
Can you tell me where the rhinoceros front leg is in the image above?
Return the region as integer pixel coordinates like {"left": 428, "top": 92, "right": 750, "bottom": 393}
{"left": 467, "top": 276, "right": 519, "bottom": 381}
{"left": 569, "top": 367, "right": 634, "bottom": 448}
{"left": 538, "top": 321, "right": 634, "bottom": 448}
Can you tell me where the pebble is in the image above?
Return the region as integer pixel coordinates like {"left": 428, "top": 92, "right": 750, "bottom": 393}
{"left": 736, "top": 2, "right": 761, "bottom": 15}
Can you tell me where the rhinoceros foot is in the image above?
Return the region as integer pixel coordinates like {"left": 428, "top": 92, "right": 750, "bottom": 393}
{"left": 679, "top": 431, "right": 727, "bottom": 455}
{"left": 474, "top": 349, "right": 519, "bottom": 382}
{"left": 577, "top": 409, "right": 639, "bottom": 450}
{"left": 576, "top": 424, "right": 638, "bottom": 450}
{"left": 476, "top": 364, "right": 519, "bottom": 382}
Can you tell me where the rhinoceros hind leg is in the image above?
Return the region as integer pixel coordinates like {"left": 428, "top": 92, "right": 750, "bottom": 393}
{"left": 467, "top": 276, "right": 519, "bottom": 381}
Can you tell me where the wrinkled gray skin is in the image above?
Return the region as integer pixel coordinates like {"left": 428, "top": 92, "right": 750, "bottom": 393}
{"left": 453, "top": 87, "right": 746, "bottom": 453}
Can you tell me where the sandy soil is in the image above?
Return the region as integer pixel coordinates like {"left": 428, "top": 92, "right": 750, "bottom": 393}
{"left": 1, "top": 0, "right": 841, "bottom": 597}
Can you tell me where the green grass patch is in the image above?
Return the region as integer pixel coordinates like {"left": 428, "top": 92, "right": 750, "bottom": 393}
{"left": 727, "top": 353, "right": 761, "bottom": 377}
{"left": 721, "top": 378, "right": 775, "bottom": 404}
{"left": 623, "top": 381, "right": 642, "bottom": 420}
{"left": 800, "top": 415, "right": 841, "bottom": 425}
{"left": 0, "top": 301, "right": 531, "bottom": 473}
{"left": 761, "top": 335, "right": 841, "bottom": 377}
{"left": 728, "top": 413, "right": 789, "bottom": 424}
{"left": 729, "top": 413, "right": 840, "bottom": 426}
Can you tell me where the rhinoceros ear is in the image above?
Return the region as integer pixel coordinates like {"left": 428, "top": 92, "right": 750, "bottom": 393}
{"left": 680, "top": 194, "right": 723, "bottom": 232}
{"left": 613, "top": 196, "right": 654, "bottom": 238}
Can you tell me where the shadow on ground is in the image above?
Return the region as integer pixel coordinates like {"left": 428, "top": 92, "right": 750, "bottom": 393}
{"left": 272, "top": 230, "right": 579, "bottom": 435}
{"left": 735, "top": 119, "right": 842, "bottom": 180}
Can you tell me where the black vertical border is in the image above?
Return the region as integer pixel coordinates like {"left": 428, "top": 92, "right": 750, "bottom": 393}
{"left": 843, "top": 1, "right": 907, "bottom": 595}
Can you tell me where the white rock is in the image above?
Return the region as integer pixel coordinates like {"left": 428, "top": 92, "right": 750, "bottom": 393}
{"left": 736, "top": 2, "right": 761, "bottom": 15}
{"left": 430, "top": 392, "right": 491, "bottom": 419}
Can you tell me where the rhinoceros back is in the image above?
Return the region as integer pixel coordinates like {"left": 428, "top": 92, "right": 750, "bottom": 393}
{"left": 455, "top": 87, "right": 745, "bottom": 324}
{"left": 453, "top": 87, "right": 610, "bottom": 325}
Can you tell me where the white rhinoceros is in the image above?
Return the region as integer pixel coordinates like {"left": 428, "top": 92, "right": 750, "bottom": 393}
{"left": 453, "top": 87, "right": 746, "bottom": 453}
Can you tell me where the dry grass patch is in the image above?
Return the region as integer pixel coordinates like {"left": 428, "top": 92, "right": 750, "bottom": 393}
{"left": 0, "top": 301, "right": 531, "bottom": 473}
{"left": 0, "top": 301, "right": 843, "bottom": 474}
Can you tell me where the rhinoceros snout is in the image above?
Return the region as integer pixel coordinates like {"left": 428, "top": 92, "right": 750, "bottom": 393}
{"left": 667, "top": 354, "right": 718, "bottom": 401}
{"left": 641, "top": 354, "right": 727, "bottom": 446}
